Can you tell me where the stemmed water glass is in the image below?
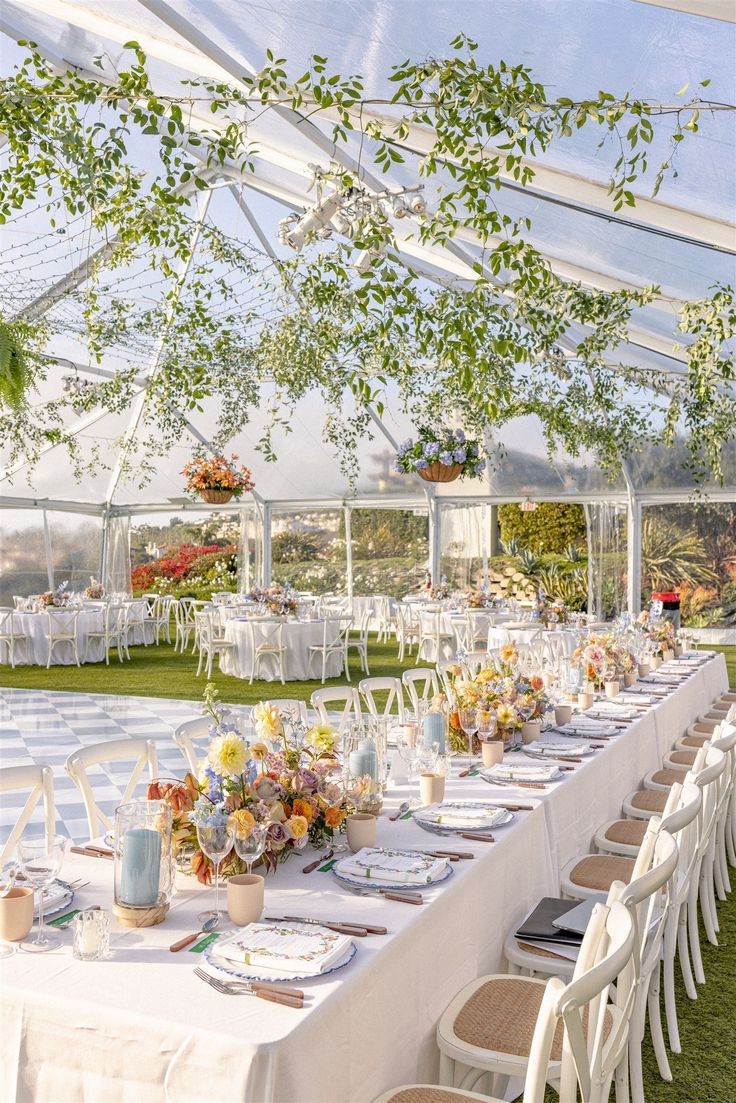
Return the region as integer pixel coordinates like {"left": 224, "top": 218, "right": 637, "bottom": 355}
{"left": 0, "top": 859, "right": 20, "bottom": 958}
{"left": 233, "top": 822, "right": 268, "bottom": 877}
{"left": 477, "top": 706, "right": 497, "bottom": 744}
{"left": 396, "top": 727, "right": 418, "bottom": 777}
{"left": 458, "top": 707, "right": 478, "bottom": 756}
{"left": 196, "top": 820, "right": 235, "bottom": 922}
{"left": 17, "top": 833, "right": 68, "bottom": 953}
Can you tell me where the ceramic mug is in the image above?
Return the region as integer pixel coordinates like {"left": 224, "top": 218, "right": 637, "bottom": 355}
{"left": 578, "top": 691, "right": 595, "bottom": 711}
{"left": 481, "top": 739, "right": 504, "bottom": 767}
{"left": 227, "top": 874, "right": 264, "bottom": 926}
{"left": 345, "top": 813, "right": 377, "bottom": 853}
{"left": 520, "top": 720, "right": 541, "bottom": 744}
{"left": 554, "top": 705, "right": 573, "bottom": 727}
{"left": 652, "top": 655, "right": 662, "bottom": 670}
{"left": 638, "top": 662, "right": 651, "bottom": 678}
{"left": 419, "top": 772, "right": 445, "bottom": 806}
{"left": 604, "top": 680, "right": 620, "bottom": 699}
{"left": 0, "top": 886, "right": 34, "bottom": 942}
{"left": 624, "top": 672, "right": 637, "bottom": 688}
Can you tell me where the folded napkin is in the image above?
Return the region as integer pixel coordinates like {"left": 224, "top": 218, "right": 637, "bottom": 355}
{"left": 560, "top": 718, "right": 618, "bottom": 733}
{"left": 36, "top": 883, "right": 70, "bottom": 912}
{"left": 419, "top": 802, "right": 502, "bottom": 829}
{"left": 483, "top": 763, "right": 560, "bottom": 783}
{"left": 587, "top": 706, "right": 639, "bottom": 720}
{"left": 213, "top": 922, "right": 352, "bottom": 975}
{"left": 642, "top": 674, "right": 682, "bottom": 685}
{"left": 336, "top": 846, "right": 448, "bottom": 884}
{"left": 617, "top": 693, "right": 657, "bottom": 705}
{"left": 533, "top": 741, "right": 591, "bottom": 755}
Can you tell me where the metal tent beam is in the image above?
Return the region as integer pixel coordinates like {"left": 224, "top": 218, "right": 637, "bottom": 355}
{"left": 632, "top": 0, "right": 736, "bottom": 22}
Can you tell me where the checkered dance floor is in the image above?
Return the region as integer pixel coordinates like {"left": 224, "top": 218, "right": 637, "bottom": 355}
{"left": 0, "top": 688, "right": 217, "bottom": 845}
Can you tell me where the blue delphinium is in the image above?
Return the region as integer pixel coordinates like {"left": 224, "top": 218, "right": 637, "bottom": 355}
{"left": 439, "top": 450, "right": 454, "bottom": 465}
{"left": 473, "top": 461, "right": 485, "bottom": 476}
{"left": 423, "top": 441, "right": 440, "bottom": 458}
{"left": 453, "top": 447, "right": 467, "bottom": 463}
{"left": 414, "top": 457, "right": 429, "bottom": 470}
{"left": 469, "top": 443, "right": 479, "bottom": 457}
{"left": 454, "top": 429, "right": 466, "bottom": 443}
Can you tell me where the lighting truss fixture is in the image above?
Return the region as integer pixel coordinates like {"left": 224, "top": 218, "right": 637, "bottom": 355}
{"left": 62, "top": 373, "right": 96, "bottom": 397}
{"left": 277, "top": 167, "right": 428, "bottom": 253}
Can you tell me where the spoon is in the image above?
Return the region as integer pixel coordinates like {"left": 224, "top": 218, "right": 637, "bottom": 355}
{"left": 169, "top": 914, "right": 220, "bottom": 953}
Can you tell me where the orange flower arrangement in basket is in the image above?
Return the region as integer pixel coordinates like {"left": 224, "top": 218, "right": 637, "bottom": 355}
{"left": 182, "top": 453, "right": 255, "bottom": 504}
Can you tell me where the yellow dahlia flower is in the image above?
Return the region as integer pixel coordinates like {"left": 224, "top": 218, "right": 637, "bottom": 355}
{"left": 252, "top": 700, "right": 283, "bottom": 741}
{"left": 207, "top": 732, "right": 248, "bottom": 778}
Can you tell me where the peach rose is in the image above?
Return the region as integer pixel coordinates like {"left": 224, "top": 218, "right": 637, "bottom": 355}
{"left": 325, "top": 805, "right": 346, "bottom": 828}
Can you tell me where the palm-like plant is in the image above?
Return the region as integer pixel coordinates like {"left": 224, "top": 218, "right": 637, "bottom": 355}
{"left": 641, "top": 517, "right": 718, "bottom": 591}
{"left": 563, "top": 543, "right": 586, "bottom": 563}
{"left": 500, "top": 537, "right": 521, "bottom": 557}
{"left": 517, "top": 548, "right": 544, "bottom": 576}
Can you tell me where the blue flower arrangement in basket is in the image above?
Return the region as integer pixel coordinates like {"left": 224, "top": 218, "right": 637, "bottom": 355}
{"left": 395, "top": 428, "right": 485, "bottom": 483}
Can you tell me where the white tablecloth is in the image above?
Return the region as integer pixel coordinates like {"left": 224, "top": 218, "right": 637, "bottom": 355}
{"left": 0, "top": 653, "right": 727, "bottom": 1103}
{"left": 8, "top": 610, "right": 104, "bottom": 666}
{"left": 219, "top": 618, "right": 344, "bottom": 681}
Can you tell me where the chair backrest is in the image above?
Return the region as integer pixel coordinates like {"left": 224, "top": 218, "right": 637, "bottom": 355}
{"left": 359, "top": 677, "right": 405, "bottom": 723}
{"left": 622, "top": 821, "right": 679, "bottom": 979}
{"left": 248, "top": 618, "right": 285, "bottom": 649}
{"left": 402, "top": 668, "right": 440, "bottom": 713}
{"left": 436, "top": 657, "right": 459, "bottom": 698}
{"left": 0, "top": 764, "right": 56, "bottom": 865}
{"left": 65, "top": 738, "right": 159, "bottom": 839}
{"left": 173, "top": 717, "right": 211, "bottom": 775}
{"left": 311, "top": 687, "right": 362, "bottom": 732}
{"left": 46, "top": 608, "right": 81, "bottom": 635}
{"left": 523, "top": 898, "right": 636, "bottom": 1103}
{"left": 693, "top": 745, "right": 727, "bottom": 855}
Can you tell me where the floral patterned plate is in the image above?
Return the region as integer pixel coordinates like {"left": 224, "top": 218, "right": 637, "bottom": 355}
{"left": 412, "top": 801, "right": 513, "bottom": 836}
{"left": 332, "top": 853, "right": 453, "bottom": 891}
{"left": 204, "top": 934, "right": 357, "bottom": 983}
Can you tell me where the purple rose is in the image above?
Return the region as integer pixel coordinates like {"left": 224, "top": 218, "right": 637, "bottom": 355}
{"left": 453, "top": 448, "right": 467, "bottom": 463}
{"left": 298, "top": 769, "right": 319, "bottom": 793}
{"left": 268, "top": 821, "right": 292, "bottom": 844}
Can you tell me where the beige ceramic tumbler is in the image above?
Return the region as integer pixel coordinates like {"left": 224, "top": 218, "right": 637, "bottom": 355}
{"left": 554, "top": 705, "right": 573, "bottom": 726}
{"left": 419, "top": 772, "right": 445, "bottom": 805}
{"left": 604, "top": 679, "right": 620, "bottom": 699}
{"left": 481, "top": 739, "right": 504, "bottom": 768}
{"left": 0, "top": 886, "right": 34, "bottom": 942}
{"left": 346, "top": 813, "right": 377, "bottom": 853}
{"left": 227, "top": 874, "right": 264, "bottom": 926}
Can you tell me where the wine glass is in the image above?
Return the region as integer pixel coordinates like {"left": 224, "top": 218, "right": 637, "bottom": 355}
{"left": 17, "top": 833, "right": 68, "bottom": 953}
{"left": 477, "top": 706, "right": 497, "bottom": 743}
{"left": 396, "top": 727, "right": 418, "bottom": 776}
{"left": 0, "top": 859, "right": 20, "bottom": 958}
{"left": 233, "top": 823, "right": 268, "bottom": 877}
{"left": 196, "top": 821, "right": 235, "bottom": 922}
{"left": 458, "top": 707, "right": 478, "bottom": 755}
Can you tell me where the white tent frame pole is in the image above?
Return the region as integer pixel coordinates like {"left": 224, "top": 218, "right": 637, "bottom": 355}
{"left": 344, "top": 506, "right": 354, "bottom": 604}
{"left": 583, "top": 503, "right": 596, "bottom": 617}
{"left": 627, "top": 493, "right": 643, "bottom": 615}
{"left": 102, "top": 187, "right": 212, "bottom": 507}
{"left": 261, "top": 503, "right": 272, "bottom": 586}
{"left": 42, "top": 510, "right": 54, "bottom": 590}
{"left": 99, "top": 505, "right": 110, "bottom": 586}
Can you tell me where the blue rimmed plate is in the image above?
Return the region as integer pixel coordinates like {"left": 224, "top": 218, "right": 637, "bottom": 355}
{"left": 37, "top": 880, "right": 75, "bottom": 918}
{"left": 332, "top": 851, "right": 453, "bottom": 891}
{"left": 412, "top": 801, "right": 513, "bottom": 836}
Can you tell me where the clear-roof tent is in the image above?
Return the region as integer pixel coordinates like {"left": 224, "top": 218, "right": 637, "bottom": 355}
{"left": 0, "top": 0, "right": 734, "bottom": 522}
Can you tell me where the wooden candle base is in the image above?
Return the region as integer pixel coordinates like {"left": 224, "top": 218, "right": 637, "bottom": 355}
{"left": 113, "top": 896, "right": 169, "bottom": 928}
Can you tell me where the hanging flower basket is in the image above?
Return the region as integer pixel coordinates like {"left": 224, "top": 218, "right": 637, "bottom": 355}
{"left": 394, "top": 427, "right": 485, "bottom": 482}
{"left": 417, "top": 461, "right": 463, "bottom": 483}
{"left": 200, "top": 488, "right": 234, "bottom": 504}
{"left": 182, "top": 454, "right": 255, "bottom": 503}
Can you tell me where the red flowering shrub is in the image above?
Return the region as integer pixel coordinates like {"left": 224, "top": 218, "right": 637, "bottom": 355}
{"left": 131, "top": 544, "right": 237, "bottom": 594}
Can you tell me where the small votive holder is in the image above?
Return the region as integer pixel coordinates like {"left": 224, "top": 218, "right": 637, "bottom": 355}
{"left": 72, "top": 909, "right": 110, "bottom": 961}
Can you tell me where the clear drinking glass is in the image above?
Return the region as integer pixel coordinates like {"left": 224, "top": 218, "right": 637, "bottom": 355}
{"left": 233, "top": 823, "right": 268, "bottom": 876}
{"left": 458, "top": 707, "right": 478, "bottom": 754}
{"left": 196, "top": 821, "right": 235, "bottom": 921}
{"left": 0, "top": 859, "right": 20, "bottom": 958}
{"left": 17, "top": 833, "right": 68, "bottom": 953}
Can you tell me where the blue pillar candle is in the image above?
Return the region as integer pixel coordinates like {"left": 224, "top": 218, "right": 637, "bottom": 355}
{"left": 120, "top": 827, "right": 161, "bottom": 907}
{"left": 349, "top": 738, "right": 378, "bottom": 780}
{"left": 423, "top": 712, "right": 446, "bottom": 753}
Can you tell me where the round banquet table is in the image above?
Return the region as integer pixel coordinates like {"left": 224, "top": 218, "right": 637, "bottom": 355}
{"left": 8, "top": 609, "right": 105, "bottom": 666}
{"left": 487, "top": 624, "right": 578, "bottom": 655}
{"left": 219, "top": 617, "right": 344, "bottom": 681}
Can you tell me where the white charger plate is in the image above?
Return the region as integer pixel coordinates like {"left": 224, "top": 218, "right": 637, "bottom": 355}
{"left": 204, "top": 930, "right": 357, "bottom": 983}
{"left": 332, "top": 852, "right": 453, "bottom": 891}
{"left": 413, "top": 801, "right": 513, "bottom": 836}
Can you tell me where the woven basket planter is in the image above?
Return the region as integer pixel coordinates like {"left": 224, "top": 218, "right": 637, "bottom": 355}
{"left": 417, "top": 462, "right": 463, "bottom": 483}
{"left": 200, "top": 488, "right": 234, "bottom": 504}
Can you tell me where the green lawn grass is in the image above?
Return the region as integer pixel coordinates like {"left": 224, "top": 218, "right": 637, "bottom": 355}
{"left": 2, "top": 638, "right": 735, "bottom": 1102}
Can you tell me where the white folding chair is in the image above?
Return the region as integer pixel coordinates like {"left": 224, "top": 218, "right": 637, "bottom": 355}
{"left": 307, "top": 617, "right": 350, "bottom": 683}
{"left": 173, "top": 717, "right": 211, "bottom": 774}
{"left": 247, "top": 618, "right": 287, "bottom": 685}
{"left": 0, "top": 764, "right": 56, "bottom": 865}
{"left": 45, "top": 608, "right": 81, "bottom": 667}
{"left": 436, "top": 895, "right": 636, "bottom": 1103}
{"left": 65, "top": 738, "right": 158, "bottom": 841}
{"left": 402, "top": 667, "right": 440, "bottom": 714}
{"left": 345, "top": 609, "right": 371, "bottom": 676}
{"left": 394, "top": 602, "right": 419, "bottom": 662}
{"left": 0, "top": 607, "right": 30, "bottom": 668}
{"left": 195, "top": 610, "right": 236, "bottom": 678}
{"left": 310, "top": 687, "right": 362, "bottom": 734}
{"left": 417, "top": 610, "right": 454, "bottom": 663}
{"left": 82, "top": 603, "right": 126, "bottom": 665}
{"left": 376, "top": 595, "right": 398, "bottom": 643}
{"left": 359, "top": 676, "right": 406, "bottom": 724}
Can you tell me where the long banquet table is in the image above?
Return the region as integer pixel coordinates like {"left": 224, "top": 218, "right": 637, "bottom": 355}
{"left": 0, "top": 652, "right": 728, "bottom": 1103}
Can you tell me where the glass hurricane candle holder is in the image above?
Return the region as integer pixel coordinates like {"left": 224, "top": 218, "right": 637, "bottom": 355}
{"left": 113, "top": 800, "right": 173, "bottom": 928}
{"left": 72, "top": 909, "right": 110, "bottom": 961}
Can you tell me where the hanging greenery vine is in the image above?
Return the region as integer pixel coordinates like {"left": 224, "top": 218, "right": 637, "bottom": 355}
{"left": 0, "top": 36, "right": 733, "bottom": 486}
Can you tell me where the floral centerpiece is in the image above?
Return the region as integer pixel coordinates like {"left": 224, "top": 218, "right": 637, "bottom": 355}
{"left": 637, "top": 612, "right": 677, "bottom": 657}
{"left": 37, "top": 580, "right": 70, "bottom": 607}
{"left": 464, "top": 589, "right": 492, "bottom": 609}
{"left": 395, "top": 428, "right": 485, "bottom": 483}
{"left": 445, "top": 645, "right": 548, "bottom": 750}
{"left": 84, "top": 577, "right": 104, "bottom": 600}
{"left": 148, "top": 686, "right": 350, "bottom": 882}
{"left": 248, "top": 582, "right": 298, "bottom": 616}
{"left": 182, "top": 453, "right": 255, "bottom": 504}
{"left": 430, "top": 577, "right": 451, "bottom": 601}
{"left": 538, "top": 596, "right": 568, "bottom": 627}
{"left": 573, "top": 632, "right": 634, "bottom": 688}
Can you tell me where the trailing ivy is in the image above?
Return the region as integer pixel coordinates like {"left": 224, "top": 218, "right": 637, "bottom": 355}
{"left": 0, "top": 38, "right": 733, "bottom": 486}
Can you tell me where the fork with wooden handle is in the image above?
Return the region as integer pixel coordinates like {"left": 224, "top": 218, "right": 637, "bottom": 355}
{"left": 194, "top": 968, "right": 303, "bottom": 1007}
